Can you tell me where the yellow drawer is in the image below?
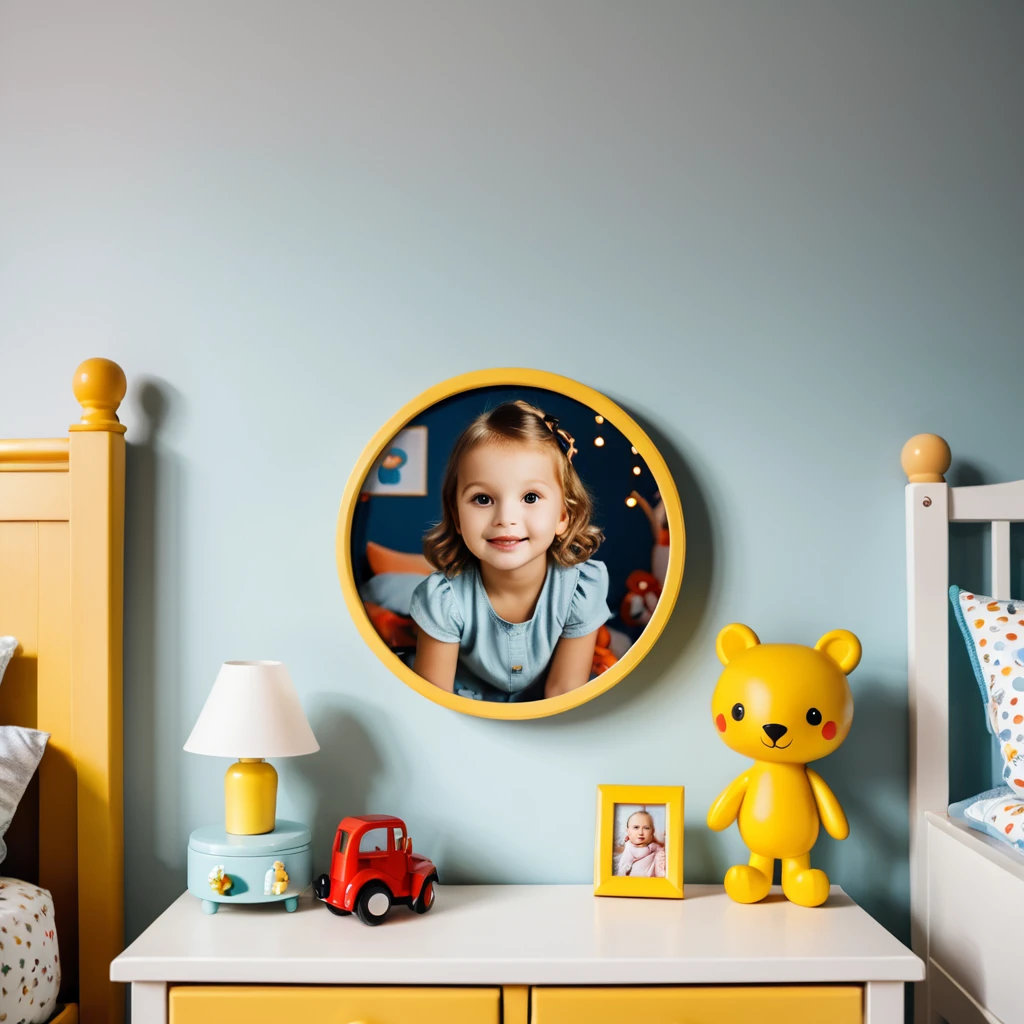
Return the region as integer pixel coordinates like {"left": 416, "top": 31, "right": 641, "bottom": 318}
{"left": 169, "top": 985, "right": 500, "bottom": 1024}
{"left": 532, "top": 985, "right": 862, "bottom": 1024}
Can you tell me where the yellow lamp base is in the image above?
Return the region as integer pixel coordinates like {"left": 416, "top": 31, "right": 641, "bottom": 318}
{"left": 225, "top": 758, "right": 277, "bottom": 835}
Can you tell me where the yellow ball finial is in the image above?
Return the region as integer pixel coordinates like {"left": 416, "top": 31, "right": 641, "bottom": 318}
{"left": 901, "top": 433, "right": 950, "bottom": 483}
{"left": 70, "top": 358, "right": 127, "bottom": 433}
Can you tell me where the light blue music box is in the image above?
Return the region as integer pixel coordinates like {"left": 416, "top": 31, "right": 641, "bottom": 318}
{"left": 187, "top": 820, "right": 312, "bottom": 914}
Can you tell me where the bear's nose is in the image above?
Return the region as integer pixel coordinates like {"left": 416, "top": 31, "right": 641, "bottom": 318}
{"left": 762, "top": 723, "right": 788, "bottom": 744}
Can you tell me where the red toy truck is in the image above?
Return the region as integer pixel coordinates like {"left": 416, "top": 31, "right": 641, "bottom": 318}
{"left": 313, "top": 814, "right": 438, "bottom": 925}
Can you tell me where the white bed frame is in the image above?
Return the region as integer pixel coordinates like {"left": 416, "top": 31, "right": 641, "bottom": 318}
{"left": 905, "top": 434, "right": 1024, "bottom": 1024}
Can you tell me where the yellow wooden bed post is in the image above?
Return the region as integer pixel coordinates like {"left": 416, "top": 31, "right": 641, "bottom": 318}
{"left": 69, "top": 359, "right": 126, "bottom": 1024}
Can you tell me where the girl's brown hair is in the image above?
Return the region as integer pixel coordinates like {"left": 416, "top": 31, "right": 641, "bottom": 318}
{"left": 423, "top": 400, "right": 604, "bottom": 577}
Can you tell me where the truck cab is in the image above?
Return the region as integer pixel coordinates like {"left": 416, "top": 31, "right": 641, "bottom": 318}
{"left": 314, "top": 814, "right": 438, "bottom": 925}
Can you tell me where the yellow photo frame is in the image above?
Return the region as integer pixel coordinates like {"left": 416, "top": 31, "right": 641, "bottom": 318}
{"left": 594, "top": 785, "right": 684, "bottom": 898}
{"left": 336, "top": 368, "right": 686, "bottom": 721}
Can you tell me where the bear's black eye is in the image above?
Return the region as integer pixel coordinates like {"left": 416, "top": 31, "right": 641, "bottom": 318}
{"left": 731, "top": 703, "right": 745, "bottom": 722}
{"left": 806, "top": 707, "right": 822, "bottom": 725}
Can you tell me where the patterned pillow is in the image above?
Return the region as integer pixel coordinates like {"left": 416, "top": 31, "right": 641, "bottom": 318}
{"left": 0, "top": 637, "right": 50, "bottom": 865}
{"left": 959, "top": 787, "right": 1024, "bottom": 853}
{"left": 949, "top": 587, "right": 1024, "bottom": 797}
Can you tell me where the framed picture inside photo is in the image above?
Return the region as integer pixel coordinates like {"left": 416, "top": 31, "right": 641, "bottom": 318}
{"left": 594, "top": 784, "right": 684, "bottom": 898}
{"left": 363, "top": 425, "right": 428, "bottom": 496}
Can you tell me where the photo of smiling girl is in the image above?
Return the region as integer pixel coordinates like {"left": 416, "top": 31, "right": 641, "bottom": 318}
{"left": 409, "top": 400, "right": 612, "bottom": 702}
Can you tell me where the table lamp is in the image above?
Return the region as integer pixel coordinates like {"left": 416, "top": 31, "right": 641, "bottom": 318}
{"left": 184, "top": 661, "right": 319, "bottom": 914}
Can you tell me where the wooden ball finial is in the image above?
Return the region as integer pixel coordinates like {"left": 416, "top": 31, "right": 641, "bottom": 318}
{"left": 70, "top": 358, "right": 127, "bottom": 433}
{"left": 901, "top": 433, "right": 950, "bottom": 483}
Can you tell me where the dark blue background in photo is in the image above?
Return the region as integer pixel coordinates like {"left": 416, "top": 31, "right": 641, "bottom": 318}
{"left": 350, "top": 385, "right": 670, "bottom": 639}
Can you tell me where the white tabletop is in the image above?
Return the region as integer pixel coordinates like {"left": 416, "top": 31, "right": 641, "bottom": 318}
{"left": 111, "top": 884, "right": 922, "bottom": 986}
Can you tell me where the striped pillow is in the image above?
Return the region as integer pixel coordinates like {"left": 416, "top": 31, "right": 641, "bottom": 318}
{"left": 0, "top": 637, "right": 50, "bottom": 865}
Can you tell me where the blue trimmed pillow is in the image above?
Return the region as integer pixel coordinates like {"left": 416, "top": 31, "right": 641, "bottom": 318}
{"left": 0, "top": 637, "right": 50, "bottom": 866}
{"left": 949, "top": 587, "right": 1024, "bottom": 798}
{"left": 953, "top": 787, "right": 1024, "bottom": 851}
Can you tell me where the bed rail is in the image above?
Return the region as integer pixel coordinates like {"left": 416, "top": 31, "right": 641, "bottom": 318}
{"left": 902, "top": 432, "right": 1024, "bottom": 1024}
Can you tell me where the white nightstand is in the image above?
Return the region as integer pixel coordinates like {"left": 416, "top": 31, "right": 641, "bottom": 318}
{"left": 112, "top": 884, "right": 923, "bottom": 1023}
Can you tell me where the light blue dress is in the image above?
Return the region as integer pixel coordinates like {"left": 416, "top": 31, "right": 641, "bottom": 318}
{"left": 409, "top": 559, "right": 613, "bottom": 702}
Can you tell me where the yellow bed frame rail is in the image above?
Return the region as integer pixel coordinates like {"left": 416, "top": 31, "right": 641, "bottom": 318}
{"left": 0, "top": 358, "right": 126, "bottom": 1024}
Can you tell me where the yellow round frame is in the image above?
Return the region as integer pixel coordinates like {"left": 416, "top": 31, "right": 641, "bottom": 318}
{"left": 336, "top": 368, "right": 686, "bottom": 720}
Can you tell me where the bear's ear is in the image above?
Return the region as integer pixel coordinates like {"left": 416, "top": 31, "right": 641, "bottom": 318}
{"left": 716, "top": 623, "right": 760, "bottom": 665}
{"left": 815, "top": 629, "right": 862, "bottom": 674}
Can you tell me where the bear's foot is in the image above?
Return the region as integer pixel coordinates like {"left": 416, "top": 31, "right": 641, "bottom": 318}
{"left": 724, "top": 864, "right": 771, "bottom": 904}
{"left": 782, "top": 867, "right": 830, "bottom": 908}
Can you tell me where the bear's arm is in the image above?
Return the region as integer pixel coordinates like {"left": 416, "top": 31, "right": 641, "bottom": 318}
{"left": 806, "top": 769, "right": 849, "bottom": 840}
{"left": 706, "top": 773, "right": 748, "bottom": 831}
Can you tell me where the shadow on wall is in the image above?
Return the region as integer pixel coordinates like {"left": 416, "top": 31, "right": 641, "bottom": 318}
{"left": 287, "top": 694, "right": 398, "bottom": 878}
{"left": 813, "top": 678, "right": 909, "bottom": 943}
{"left": 123, "top": 378, "right": 186, "bottom": 942}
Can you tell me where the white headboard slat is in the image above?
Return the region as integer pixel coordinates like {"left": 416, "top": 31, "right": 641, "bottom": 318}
{"left": 991, "top": 521, "right": 1012, "bottom": 600}
{"left": 950, "top": 480, "right": 1024, "bottom": 523}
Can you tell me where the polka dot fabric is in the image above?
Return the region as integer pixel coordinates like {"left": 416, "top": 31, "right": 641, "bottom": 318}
{"left": 0, "top": 878, "right": 60, "bottom": 1024}
{"left": 962, "top": 789, "right": 1024, "bottom": 853}
{"left": 950, "top": 586, "right": 1024, "bottom": 798}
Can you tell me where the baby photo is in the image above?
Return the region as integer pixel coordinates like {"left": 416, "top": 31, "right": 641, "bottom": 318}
{"left": 350, "top": 384, "right": 675, "bottom": 703}
{"left": 613, "top": 803, "right": 667, "bottom": 878}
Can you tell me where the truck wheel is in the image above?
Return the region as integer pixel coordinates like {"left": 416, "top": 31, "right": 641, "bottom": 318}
{"left": 413, "top": 875, "right": 437, "bottom": 914}
{"left": 325, "top": 903, "right": 351, "bottom": 917}
{"left": 356, "top": 882, "right": 392, "bottom": 926}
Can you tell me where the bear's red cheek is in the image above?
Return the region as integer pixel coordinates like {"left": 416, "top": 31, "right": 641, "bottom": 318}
{"left": 716, "top": 713, "right": 726, "bottom": 733}
{"left": 822, "top": 721, "right": 837, "bottom": 741}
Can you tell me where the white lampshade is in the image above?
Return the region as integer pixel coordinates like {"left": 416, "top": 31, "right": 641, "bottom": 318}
{"left": 184, "top": 661, "right": 319, "bottom": 758}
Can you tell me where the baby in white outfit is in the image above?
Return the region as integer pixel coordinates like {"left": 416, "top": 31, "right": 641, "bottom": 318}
{"left": 615, "top": 810, "right": 667, "bottom": 877}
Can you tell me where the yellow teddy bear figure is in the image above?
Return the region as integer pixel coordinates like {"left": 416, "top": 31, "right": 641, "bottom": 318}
{"left": 707, "top": 624, "right": 860, "bottom": 908}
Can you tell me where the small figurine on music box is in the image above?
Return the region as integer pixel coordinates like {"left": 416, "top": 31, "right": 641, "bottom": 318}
{"left": 314, "top": 815, "right": 438, "bottom": 925}
{"left": 184, "top": 661, "right": 319, "bottom": 914}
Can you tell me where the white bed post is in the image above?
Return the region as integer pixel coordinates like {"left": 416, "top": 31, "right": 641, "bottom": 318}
{"left": 902, "top": 434, "right": 952, "bottom": 1024}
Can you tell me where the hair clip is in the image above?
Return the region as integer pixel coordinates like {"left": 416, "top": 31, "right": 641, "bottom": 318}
{"left": 543, "top": 415, "right": 578, "bottom": 463}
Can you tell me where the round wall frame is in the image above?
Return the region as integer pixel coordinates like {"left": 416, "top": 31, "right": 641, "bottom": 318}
{"left": 336, "top": 368, "right": 685, "bottom": 720}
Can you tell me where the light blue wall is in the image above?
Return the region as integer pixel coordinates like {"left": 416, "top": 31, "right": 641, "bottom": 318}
{"left": 2, "top": 2, "right": 1023, "bottom": 946}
